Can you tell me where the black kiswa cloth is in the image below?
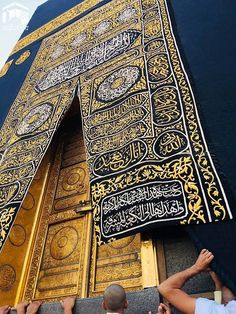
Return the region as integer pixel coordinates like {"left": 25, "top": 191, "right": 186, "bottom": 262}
{"left": 186, "top": 221, "right": 236, "bottom": 295}
{"left": 167, "top": 0, "right": 236, "bottom": 294}
{"left": 0, "top": 0, "right": 235, "bottom": 255}
{"left": 89, "top": 0, "right": 234, "bottom": 244}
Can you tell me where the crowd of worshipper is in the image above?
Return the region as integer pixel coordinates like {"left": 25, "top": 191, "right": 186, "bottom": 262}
{"left": 0, "top": 250, "right": 235, "bottom": 314}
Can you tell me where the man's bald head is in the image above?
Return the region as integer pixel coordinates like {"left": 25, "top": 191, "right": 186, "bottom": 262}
{"left": 103, "top": 284, "right": 128, "bottom": 313}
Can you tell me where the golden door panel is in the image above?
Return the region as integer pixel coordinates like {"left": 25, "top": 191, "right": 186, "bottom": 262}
{"left": 54, "top": 161, "right": 90, "bottom": 212}
{"left": 35, "top": 217, "right": 86, "bottom": 299}
{"left": 22, "top": 122, "right": 88, "bottom": 301}
{"left": 61, "top": 129, "right": 87, "bottom": 169}
{"left": 89, "top": 234, "right": 143, "bottom": 296}
{"left": 0, "top": 155, "right": 51, "bottom": 306}
{"left": 53, "top": 125, "right": 90, "bottom": 213}
{"left": 62, "top": 139, "right": 86, "bottom": 168}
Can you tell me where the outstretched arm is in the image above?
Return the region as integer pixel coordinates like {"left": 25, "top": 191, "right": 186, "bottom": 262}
{"left": 60, "top": 297, "right": 76, "bottom": 314}
{"left": 158, "top": 249, "right": 214, "bottom": 314}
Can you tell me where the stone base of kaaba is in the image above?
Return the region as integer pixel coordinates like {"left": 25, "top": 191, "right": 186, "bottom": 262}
{"left": 10, "top": 288, "right": 160, "bottom": 314}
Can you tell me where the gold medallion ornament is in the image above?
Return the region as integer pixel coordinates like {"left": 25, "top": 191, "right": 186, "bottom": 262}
{"left": 0, "top": 60, "right": 13, "bottom": 78}
{"left": 15, "top": 50, "right": 31, "bottom": 65}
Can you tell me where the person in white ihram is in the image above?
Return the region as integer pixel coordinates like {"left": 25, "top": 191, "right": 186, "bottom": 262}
{"left": 158, "top": 249, "right": 236, "bottom": 314}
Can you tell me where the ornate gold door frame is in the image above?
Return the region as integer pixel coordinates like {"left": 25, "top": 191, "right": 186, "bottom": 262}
{"left": 0, "top": 111, "right": 158, "bottom": 305}
{"left": 23, "top": 125, "right": 92, "bottom": 301}
{"left": 23, "top": 115, "right": 158, "bottom": 302}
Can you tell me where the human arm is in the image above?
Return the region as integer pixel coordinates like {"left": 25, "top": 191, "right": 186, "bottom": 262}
{"left": 0, "top": 305, "right": 11, "bottom": 314}
{"left": 209, "top": 270, "right": 236, "bottom": 304}
{"left": 60, "top": 297, "right": 76, "bottom": 314}
{"left": 158, "top": 249, "right": 214, "bottom": 314}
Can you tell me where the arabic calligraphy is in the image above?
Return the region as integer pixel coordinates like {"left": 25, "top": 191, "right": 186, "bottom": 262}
{"left": 147, "top": 54, "right": 171, "bottom": 82}
{"left": 101, "top": 181, "right": 187, "bottom": 236}
{"left": 145, "top": 39, "right": 166, "bottom": 53}
{"left": 94, "top": 140, "right": 147, "bottom": 175}
{"left": 87, "top": 94, "right": 147, "bottom": 127}
{"left": 0, "top": 183, "right": 19, "bottom": 207}
{"left": 96, "top": 66, "right": 141, "bottom": 103}
{"left": 88, "top": 107, "right": 147, "bottom": 140}
{"left": 1, "top": 147, "right": 42, "bottom": 171}
{"left": 4, "top": 133, "right": 49, "bottom": 158}
{"left": 89, "top": 121, "right": 148, "bottom": 155}
{"left": 144, "top": 18, "right": 162, "bottom": 39}
{"left": 16, "top": 103, "right": 53, "bottom": 136}
{"left": 0, "top": 164, "right": 34, "bottom": 185}
{"left": 0, "top": 60, "right": 13, "bottom": 78}
{"left": 36, "top": 29, "right": 141, "bottom": 92}
{"left": 15, "top": 50, "right": 31, "bottom": 65}
{"left": 152, "top": 86, "right": 182, "bottom": 125}
{"left": 154, "top": 131, "right": 188, "bottom": 158}
{"left": 0, "top": 0, "right": 232, "bottom": 249}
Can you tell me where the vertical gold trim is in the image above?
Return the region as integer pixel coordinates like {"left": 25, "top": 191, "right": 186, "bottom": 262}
{"left": 81, "top": 211, "right": 93, "bottom": 298}
{"left": 141, "top": 234, "right": 158, "bottom": 288}
{"left": 155, "top": 239, "right": 167, "bottom": 283}
{"left": 15, "top": 154, "right": 52, "bottom": 305}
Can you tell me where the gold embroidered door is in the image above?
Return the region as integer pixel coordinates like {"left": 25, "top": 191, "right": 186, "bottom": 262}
{"left": 23, "top": 117, "right": 92, "bottom": 300}
{"left": 21, "top": 111, "right": 158, "bottom": 302}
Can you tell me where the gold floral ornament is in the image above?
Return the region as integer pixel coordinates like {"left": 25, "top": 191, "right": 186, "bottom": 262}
{"left": 0, "top": 60, "right": 13, "bottom": 78}
{"left": 15, "top": 50, "right": 31, "bottom": 65}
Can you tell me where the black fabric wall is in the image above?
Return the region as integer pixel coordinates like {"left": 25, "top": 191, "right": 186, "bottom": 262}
{"left": 168, "top": 0, "right": 236, "bottom": 293}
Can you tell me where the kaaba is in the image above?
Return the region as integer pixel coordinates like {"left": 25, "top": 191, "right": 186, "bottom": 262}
{"left": 0, "top": 0, "right": 235, "bottom": 312}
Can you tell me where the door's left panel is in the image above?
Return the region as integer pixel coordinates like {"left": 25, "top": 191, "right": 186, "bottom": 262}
{"left": 0, "top": 153, "right": 51, "bottom": 306}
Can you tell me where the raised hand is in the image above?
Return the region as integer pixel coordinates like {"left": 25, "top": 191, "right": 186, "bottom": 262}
{"left": 193, "top": 249, "right": 214, "bottom": 273}
{"left": 26, "top": 301, "right": 42, "bottom": 314}
{"left": 60, "top": 297, "right": 76, "bottom": 314}
{"left": 12, "top": 301, "right": 29, "bottom": 314}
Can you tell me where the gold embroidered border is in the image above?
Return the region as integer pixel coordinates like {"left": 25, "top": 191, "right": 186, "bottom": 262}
{"left": 10, "top": 0, "right": 103, "bottom": 55}
{"left": 158, "top": 0, "right": 230, "bottom": 221}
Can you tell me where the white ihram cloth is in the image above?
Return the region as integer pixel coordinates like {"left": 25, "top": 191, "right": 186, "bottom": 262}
{"left": 195, "top": 298, "right": 236, "bottom": 314}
